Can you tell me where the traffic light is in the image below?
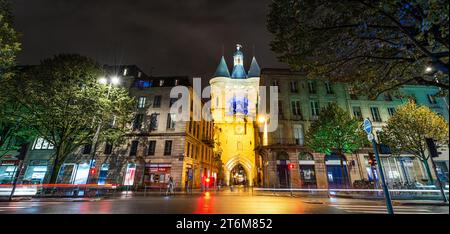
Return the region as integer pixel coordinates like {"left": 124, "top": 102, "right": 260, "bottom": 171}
{"left": 368, "top": 152, "right": 377, "bottom": 166}
{"left": 90, "top": 167, "right": 97, "bottom": 175}
{"left": 288, "top": 163, "right": 295, "bottom": 170}
{"left": 16, "top": 143, "right": 30, "bottom": 161}
{"left": 425, "top": 138, "right": 441, "bottom": 158}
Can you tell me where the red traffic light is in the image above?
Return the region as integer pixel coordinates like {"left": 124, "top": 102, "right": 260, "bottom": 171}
{"left": 205, "top": 177, "right": 211, "bottom": 183}
{"left": 90, "top": 168, "right": 97, "bottom": 175}
{"left": 288, "top": 163, "right": 295, "bottom": 170}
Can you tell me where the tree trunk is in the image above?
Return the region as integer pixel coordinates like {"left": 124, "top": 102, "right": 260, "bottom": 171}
{"left": 421, "top": 158, "right": 434, "bottom": 185}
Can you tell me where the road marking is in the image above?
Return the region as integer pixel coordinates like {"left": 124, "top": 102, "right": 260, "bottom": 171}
{"left": 330, "top": 204, "right": 443, "bottom": 214}
{"left": 0, "top": 206, "right": 27, "bottom": 209}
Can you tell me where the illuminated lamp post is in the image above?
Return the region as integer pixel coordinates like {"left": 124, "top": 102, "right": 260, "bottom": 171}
{"left": 84, "top": 75, "right": 120, "bottom": 195}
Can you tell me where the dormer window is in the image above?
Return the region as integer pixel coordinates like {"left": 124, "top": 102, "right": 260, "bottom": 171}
{"left": 174, "top": 79, "right": 179, "bottom": 86}
{"left": 123, "top": 68, "right": 128, "bottom": 76}
{"left": 159, "top": 80, "right": 164, "bottom": 86}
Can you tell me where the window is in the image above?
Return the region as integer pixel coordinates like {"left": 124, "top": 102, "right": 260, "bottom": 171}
{"left": 149, "top": 113, "right": 159, "bottom": 131}
{"left": 104, "top": 143, "right": 113, "bottom": 155}
{"left": 370, "top": 107, "right": 382, "bottom": 122}
{"left": 427, "top": 94, "right": 437, "bottom": 104}
{"left": 138, "top": 71, "right": 142, "bottom": 78}
{"left": 33, "top": 137, "right": 54, "bottom": 150}
{"left": 137, "top": 97, "right": 146, "bottom": 109}
{"left": 293, "top": 125, "right": 305, "bottom": 146}
{"left": 278, "top": 100, "right": 284, "bottom": 117}
{"left": 133, "top": 114, "right": 144, "bottom": 130}
{"left": 310, "top": 101, "right": 320, "bottom": 117}
{"left": 308, "top": 81, "right": 316, "bottom": 94}
{"left": 153, "top": 95, "right": 162, "bottom": 108}
{"left": 352, "top": 106, "right": 363, "bottom": 121}
{"left": 159, "top": 80, "right": 164, "bottom": 87}
{"left": 174, "top": 79, "right": 179, "bottom": 86}
{"left": 387, "top": 107, "right": 396, "bottom": 117}
{"left": 123, "top": 68, "right": 128, "bottom": 76}
{"left": 166, "top": 113, "right": 176, "bottom": 129}
{"left": 291, "top": 101, "right": 303, "bottom": 119}
{"left": 187, "top": 143, "right": 191, "bottom": 157}
{"left": 129, "top": 141, "right": 139, "bottom": 156}
{"left": 325, "top": 82, "right": 334, "bottom": 94}
{"left": 169, "top": 98, "right": 177, "bottom": 107}
{"left": 147, "top": 141, "right": 156, "bottom": 156}
{"left": 83, "top": 144, "right": 92, "bottom": 155}
{"left": 164, "top": 141, "right": 172, "bottom": 156}
{"left": 290, "top": 81, "right": 298, "bottom": 93}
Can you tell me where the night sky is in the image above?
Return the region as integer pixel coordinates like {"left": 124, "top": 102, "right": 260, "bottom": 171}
{"left": 11, "top": 0, "right": 287, "bottom": 80}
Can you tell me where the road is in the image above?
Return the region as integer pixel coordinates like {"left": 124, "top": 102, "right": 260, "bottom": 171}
{"left": 0, "top": 191, "right": 448, "bottom": 214}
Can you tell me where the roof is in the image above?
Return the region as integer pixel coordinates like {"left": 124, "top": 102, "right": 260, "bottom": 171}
{"left": 214, "top": 56, "right": 230, "bottom": 78}
{"left": 231, "top": 64, "right": 247, "bottom": 79}
{"left": 247, "top": 57, "right": 261, "bottom": 78}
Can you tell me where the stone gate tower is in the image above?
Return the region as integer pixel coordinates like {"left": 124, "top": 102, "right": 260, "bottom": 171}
{"left": 210, "top": 44, "right": 261, "bottom": 186}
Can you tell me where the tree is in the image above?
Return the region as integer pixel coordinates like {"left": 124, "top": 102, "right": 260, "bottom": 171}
{"left": 0, "top": 0, "right": 29, "bottom": 158}
{"left": 0, "top": 0, "right": 20, "bottom": 78}
{"left": 380, "top": 100, "right": 449, "bottom": 184}
{"left": 1, "top": 54, "right": 134, "bottom": 183}
{"left": 306, "top": 103, "right": 366, "bottom": 187}
{"left": 267, "top": 0, "right": 449, "bottom": 98}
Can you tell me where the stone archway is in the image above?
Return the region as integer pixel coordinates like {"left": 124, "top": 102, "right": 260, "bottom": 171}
{"left": 224, "top": 155, "right": 254, "bottom": 186}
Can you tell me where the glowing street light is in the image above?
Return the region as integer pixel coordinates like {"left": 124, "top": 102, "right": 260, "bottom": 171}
{"left": 258, "top": 115, "right": 266, "bottom": 124}
{"left": 98, "top": 77, "right": 108, "bottom": 84}
{"left": 111, "top": 76, "right": 120, "bottom": 85}
{"left": 425, "top": 66, "right": 433, "bottom": 73}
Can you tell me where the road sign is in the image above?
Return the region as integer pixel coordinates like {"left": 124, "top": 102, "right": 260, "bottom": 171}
{"left": 363, "top": 119, "right": 372, "bottom": 135}
{"left": 367, "top": 133, "right": 374, "bottom": 142}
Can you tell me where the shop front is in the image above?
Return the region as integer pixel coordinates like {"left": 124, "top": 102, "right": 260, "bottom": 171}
{"left": 23, "top": 160, "right": 48, "bottom": 184}
{"left": 0, "top": 160, "right": 18, "bottom": 184}
{"left": 143, "top": 163, "right": 171, "bottom": 188}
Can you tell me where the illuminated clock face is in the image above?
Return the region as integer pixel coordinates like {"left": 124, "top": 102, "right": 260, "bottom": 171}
{"left": 227, "top": 96, "right": 249, "bottom": 116}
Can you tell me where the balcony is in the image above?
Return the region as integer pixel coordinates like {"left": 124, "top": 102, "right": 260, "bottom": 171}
{"left": 267, "top": 138, "right": 304, "bottom": 147}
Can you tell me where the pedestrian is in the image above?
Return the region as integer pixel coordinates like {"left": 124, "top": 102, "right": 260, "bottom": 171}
{"left": 166, "top": 176, "right": 174, "bottom": 196}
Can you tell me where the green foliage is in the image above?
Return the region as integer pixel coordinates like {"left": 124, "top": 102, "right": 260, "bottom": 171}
{"left": 381, "top": 100, "right": 448, "bottom": 183}
{"left": 0, "top": 54, "right": 134, "bottom": 182}
{"left": 0, "top": 0, "right": 20, "bottom": 78}
{"left": 381, "top": 100, "right": 449, "bottom": 159}
{"left": 267, "top": 0, "right": 449, "bottom": 98}
{"left": 306, "top": 103, "right": 366, "bottom": 155}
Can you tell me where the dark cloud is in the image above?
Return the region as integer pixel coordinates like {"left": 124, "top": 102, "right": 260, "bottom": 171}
{"left": 11, "top": 0, "right": 287, "bottom": 80}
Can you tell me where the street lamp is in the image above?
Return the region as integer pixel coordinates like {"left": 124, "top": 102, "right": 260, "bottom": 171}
{"left": 258, "top": 115, "right": 266, "bottom": 124}
{"left": 85, "top": 75, "right": 121, "bottom": 191}
{"left": 425, "top": 66, "right": 433, "bottom": 73}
